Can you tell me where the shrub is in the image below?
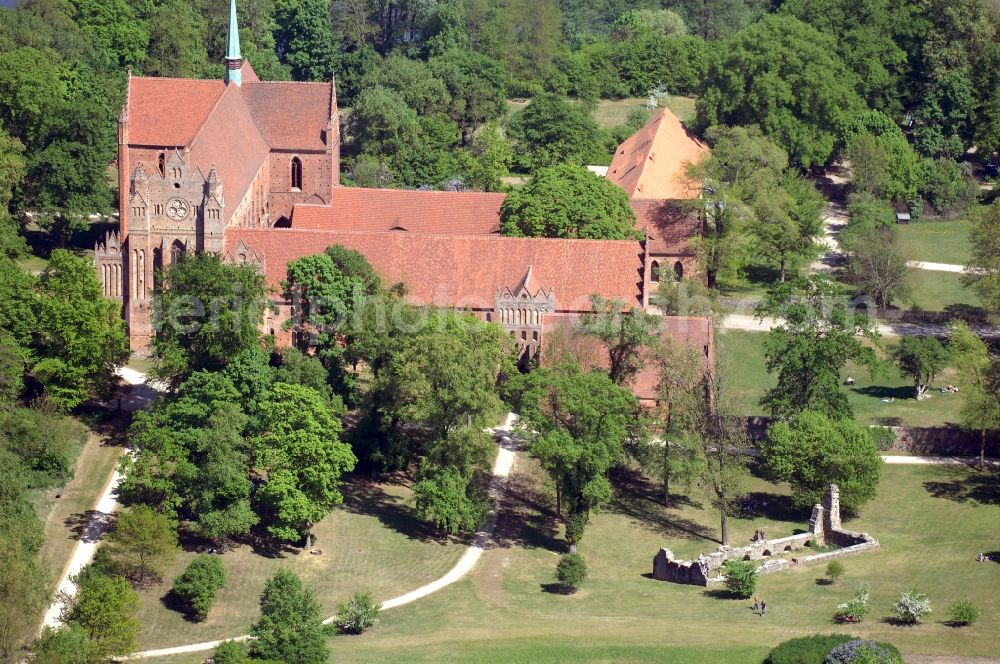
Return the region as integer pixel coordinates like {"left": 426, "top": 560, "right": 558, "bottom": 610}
{"left": 892, "top": 588, "right": 931, "bottom": 624}
{"left": 825, "top": 639, "right": 903, "bottom": 664}
{"left": 171, "top": 555, "right": 226, "bottom": 621}
{"left": 721, "top": 559, "right": 757, "bottom": 598}
{"left": 870, "top": 427, "right": 896, "bottom": 451}
{"left": 826, "top": 561, "right": 845, "bottom": 584}
{"left": 334, "top": 592, "right": 380, "bottom": 634}
{"left": 211, "top": 640, "right": 250, "bottom": 664}
{"left": 555, "top": 553, "right": 588, "bottom": 591}
{"left": 765, "top": 634, "right": 854, "bottom": 664}
{"left": 834, "top": 585, "right": 871, "bottom": 623}
{"left": 946, "top": 599, "right": 981, "bottom": 626}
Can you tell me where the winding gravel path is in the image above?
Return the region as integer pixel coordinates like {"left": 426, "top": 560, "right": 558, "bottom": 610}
{"left": 130, "top": 413, "right": 520, "bottom": 659}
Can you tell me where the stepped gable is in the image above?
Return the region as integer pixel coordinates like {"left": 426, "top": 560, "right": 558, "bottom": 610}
{"left": 291, "top": 188, "right": 505, "bottom": 234}
{"left": 608, "top": 109, "right": 707, "bottom": 200}
{"left": 186, "top": 83, "right": 270, "bottom": 224}
{"left": 127, "top": 77, "right": 226, "bottom": 146}
{"left": 241, "top": 80, "right": 335, "bottom": 151}
{"left": 224, "top": 228, "right": 643, "bottom": 311}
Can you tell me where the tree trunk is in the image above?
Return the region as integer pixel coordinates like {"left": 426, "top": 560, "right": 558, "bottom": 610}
{"left": 555, "top": 484, "right": 562, "bottom": 518}
{"left": 720, "top": 504, "right": 729, "bottom": 547}
{"left": 305, "top": 532, "right": 313, "bottom": 549}
{"left": 662, "top": 441, "right": 670, "bottom": 505}
{"left": 915, "top": 380, "right": 925, "bottom": 400}
{"left": 779, "top": 258, "right": 786, "bottom": 283}
{"left": 981, "top": 428, "right": 986, "bottom": 471}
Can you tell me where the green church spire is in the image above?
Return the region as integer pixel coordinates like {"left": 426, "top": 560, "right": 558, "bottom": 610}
{"left": 225, "top": 0, "right": 242, "bottom": 85}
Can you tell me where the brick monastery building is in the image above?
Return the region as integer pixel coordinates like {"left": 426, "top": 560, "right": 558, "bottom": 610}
{"left": 96, "top": 0, "right": 713, "bottom": 398}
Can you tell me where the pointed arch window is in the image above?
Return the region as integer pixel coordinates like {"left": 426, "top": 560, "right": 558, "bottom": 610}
{"left": 650, "top": 260, "right": 660, "bottom": 283}
{"left": 158, "top": 152, "right": 165, "bottom": 177}
{"left": 673, "top": 261, "right": 684, "bottom": 280}
{"left": 291, "top": 157, "right": 303, "bottom": 191}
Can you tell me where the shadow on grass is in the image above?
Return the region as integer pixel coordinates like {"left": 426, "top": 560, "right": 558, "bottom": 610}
{"left": 851, "top": 385, "right": 913, "bottom": 401}
{"left": 922, "top": 467, "right": 1000, "bottom": 506}
{"left": 340, "top": 479, "right": 457, "bottom": 545}
{"left": 160, "top": 588, "right": 200, "bottom": 623}
{"left": 815, "top": 578, "right": 834, "bottom": 586}
{"left": 64, "top": 509, "right": 115, "bottom": 544}
{"left": 607, "top": 468, "right": 718, "bottom": 544}
{"left": 735, "top": 492, "right": 804, "bottom": 524}
{"left": 881, "top": 616, "right": 919, "bottom": 627}
{"left": 540, "top": 583, "right": 577, "bottom": 595}
{"left": 490, "top": 471, "right": 563, "bottom": 553}
{"left": 702, "top": 588, "right": 742, "bottom": 600}
{"left": 872, "top": 416, "right": 904, "bottom": 427}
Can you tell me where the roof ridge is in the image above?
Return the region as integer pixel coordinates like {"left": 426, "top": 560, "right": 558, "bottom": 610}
{"left": 331, "top": 186, "right": 507, "bottom": 197}
{"left": 243, "top": 79, "right": 334, "bottom": 87}
{"left": 131, "top": 75, "right": 225, "bottom": 84}
{"left": 231, "top": 227, "right": 641, "bottom": 246}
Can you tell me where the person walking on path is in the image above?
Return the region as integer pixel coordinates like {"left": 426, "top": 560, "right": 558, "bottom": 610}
{"left": 760, "top": 600, "right": 766, "bottom": 617}
{"left": 753, "top": 596, "right": 759, "bottom": 613}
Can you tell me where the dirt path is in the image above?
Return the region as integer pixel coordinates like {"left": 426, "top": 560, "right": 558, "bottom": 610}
{"left": 131, "top": 414, "right": 522, "bottom": 659}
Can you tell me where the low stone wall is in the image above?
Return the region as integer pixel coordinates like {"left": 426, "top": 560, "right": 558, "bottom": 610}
{"left": 651, "top": 485, "right": 880, "bottom": 587}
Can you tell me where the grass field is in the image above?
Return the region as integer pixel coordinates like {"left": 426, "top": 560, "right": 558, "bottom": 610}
{"left": 901, "top": 269, "right": 980, "bottom": 312}
{"left": 717, "top": 329, "right": 966, "bottom": 427}
{"left": 897, "top": 220, "right": 972, "bottom": 266}
{"left": 506, "top": 96, "right": 697, "bottom": 130}
{"left": 149, "top": 461, "right": 1000, "bottom": 664}
{"left": 135, "top": 476, "right": 466, "bottom": 650}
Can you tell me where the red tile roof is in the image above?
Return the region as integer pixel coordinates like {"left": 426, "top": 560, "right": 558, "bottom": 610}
{"left": 630, "top": 199, "right": 702, "bottom": 256}
{"left": 608, "top": 109, "right": 708, "bottom": 200}
{"left": 224, "top": 228, "right": 643, "bottom": 311}
{"left": 241, "top": 81, "right": 334, "bottom": 151}
{"left": 187, "top": 85, "right": 270, "bottom": 225}
{"left": 291, "top": 188, "right": 505, "bottom": 233}
{"left": 127, "top": 77, "right": 226, "bottom": 146}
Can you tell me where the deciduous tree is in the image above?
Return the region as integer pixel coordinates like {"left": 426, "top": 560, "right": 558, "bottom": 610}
{"left": 249, "top": 570, "right": 328, "bottom": 664}
{"left": 507, "top": 94, "right": 606, "bottom": 170}
{"left": 61, "top": 574, "right": 141, "bottom": 662}
{"left": 963, "top": 200, "right": 1000, "bottom": 317}
{"left": 845, "top": 227, "right": 912, "bottom": 309}
{"left": 578, "top": 294, "right": 660, "bottom": 386}
{"left": 892, "top": 336, "right": 949, "bottom": 400}
{"left": 105, "top": 505, "right": 179, "bottom": 585}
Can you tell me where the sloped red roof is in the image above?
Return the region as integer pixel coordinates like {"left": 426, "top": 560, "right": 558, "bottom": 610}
{"left": 630, "top": 199, "right": 701, "bottom": 256}
{"left": 224, "top": 228, "right": 643, "bottom": 311}
{"left": 241, "top": 81, "right": 334, "bottom": 151}
{"left": 608, "top": 109, "right": 707, "bottom": 200}
{"left": 291, "top": 188, "right": 506, "bottom": 233}
{"left": 187, "top": 85, "right": 270, "bottom": 224}
{"left": 127, "top": 77, "right": 226, "bottom": 146}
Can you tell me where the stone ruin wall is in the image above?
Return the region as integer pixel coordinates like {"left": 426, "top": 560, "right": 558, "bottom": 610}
{"left": 652, "top": 485, "right": 880, "bottom": 586}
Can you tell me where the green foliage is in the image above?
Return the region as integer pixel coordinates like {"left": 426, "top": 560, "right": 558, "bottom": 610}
{"left": 514, "top": 363, "right": 639, "bottom": 546}
{"left": 826, "top": 561, "right": 845, "bottom": 584}
{"left": 765, "top": 634, "right": 854, "bottom": 664}
{"left": 555, "top": 553, "right": 588, "bottom": 591}
{"left": 843, "top": 112, "right": 921, "bottom": 205}
{"left": 0, "top": 407, "right": 88, "bottom": 488}
{"left": 273, "top": 0, "right": 336, "bottom": 81}
{"left": 500, "top": 164, "right": 637, "bottom": 239}
{"left": 840, "top": 194, "right": 896, "bottom": 249}
{"left": 963, "top": 200, "right": 1000, "bottom": 316}
{"left": 826, "top": 638, "right": 903, "bottom": 664}
{"left": 750, "top": 172, "right": 825, "bottom": 282}
{"left": 254, "top": 383, "right": 356, "bottom": 543}
{"left": 946, "top": 599, "right": 981, "bottom": 626}
{"left": 508, "top": 94, "right": 607, "bottom": 170}
{"left": 720, "top": 559, "right": 757, "bottom": 598}
{"left": 763, "top": 411, "right": 882, "bottom": 514}
{"left": 870, "top": 427, "right": 897, "bottom": 452}
{"left": 62, "top": 573, "right": 141, "bottom": 662}
{"left": 414, "top": 463, "right": 490, "bottom": 535}
{"left": 919, "top": 158, "right": 978, "bottom": 215}
{"left": 34, "top": 250, "right": 129, "bottom": 409}
{"left": 150, "top": 253, "right": 268, "bottom": 388}
{"left": 429, "top": 49, "right": 508, "bottom": 142}
{"left": 948, "top": 322, "right": 1000, "bottom": 466}
{"left": 892, "top": 589, "right": 932, "bottom": 624}
{"left": 105, "top": 505, "right": 179, "bottom": 585}
{"left": 211, "top": 640, "right": 250, "bottom": 664}
{"left": 578, "top": 295, "right": 660, "bottom": 385}
{"left": 249, "top": 570, "right": 328, "bottom": 664}
{"left": 463, "top": 121, "right": 513, "bottom": 192}
{"left": 892, "top": 336, "right": 950, "bottom": 399}
{"left": 32, "top": 624, "right": 92, "bottom": 664}
{"left": 171, "top": 555, "right": 227, "bottom": 621}
{"left": 834, "top": 585, "right": 871, "bottom": 623}
{"left": 334, "top": 591, "right": 381, "bottom": 634}
{"left": 697, "top": 15, "right": 865, "bottom": 168}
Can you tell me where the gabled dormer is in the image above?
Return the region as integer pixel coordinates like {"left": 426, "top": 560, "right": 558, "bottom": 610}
{"left": 164, "top": 149, "right": 187, "bottom": 186}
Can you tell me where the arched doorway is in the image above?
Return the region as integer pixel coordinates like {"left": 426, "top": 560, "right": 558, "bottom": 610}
{"left": 673, "top": 261, "right": 684, "bottom": 280}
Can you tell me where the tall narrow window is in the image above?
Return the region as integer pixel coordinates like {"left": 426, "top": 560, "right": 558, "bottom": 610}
{"left": 158, "top": 152, "right": 165, "bottom": 177}
{"left": 650, "top": 261, "right": 660, "bottom": 283}
{"left": 673, "top": 261, "right": 684, "bottom": 280}
{"left": 291, "top": 157, "right": 302, "bottom": 190}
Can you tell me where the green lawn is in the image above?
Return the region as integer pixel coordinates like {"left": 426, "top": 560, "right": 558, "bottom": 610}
{"left": 896, "top": 220, "right": 972, "bottom": 265}
{"left": 506, "top": 96, "right": 697, "bottom": 130}
{"left": 135, "top": 477, "right": 466, "bottom": 650}
{"left": 717, "top": 329, "right": 966, "bottom": 427}
{"left": 149, "top": 461, "right": 1000, "bottom": 664}
{"left": 901, "top": 269, "right": 981, "bottom": 312}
